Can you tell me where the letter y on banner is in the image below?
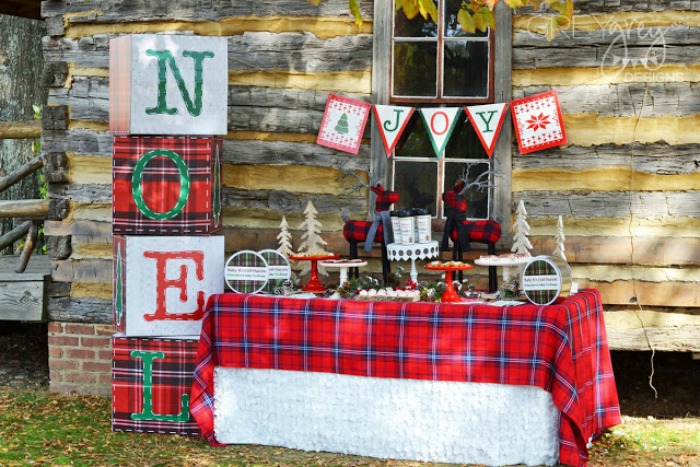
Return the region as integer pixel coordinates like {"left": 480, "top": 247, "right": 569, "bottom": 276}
{"left": 465, "top": 103, "right": 509, "bottom": 158}
{"left": 372, "top": 105, "right": 415, "bottom": 157}
{"left": 419, "top": 107, "right": 462, "bottom": 159}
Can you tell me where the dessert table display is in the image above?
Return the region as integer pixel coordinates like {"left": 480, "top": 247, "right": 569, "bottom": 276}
{"left": 386, "top": 241, "right": 440, "bottom": 283}
{"left": 191, "top": 290, "right": 621, "bottom": 467}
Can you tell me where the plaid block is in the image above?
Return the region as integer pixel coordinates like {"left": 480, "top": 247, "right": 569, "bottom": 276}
{"left": 113, "top": 335, "right": 200, "bottom": 436}
{"left": 113, "top": 235, "right": 224, "bottom": 337}
{"left": 113, "top": 136, "right": 222, "bottom": 235}
{"left": 109, "top": 34, "right": 228, "bottom": 136}
{"left": 449, "top": 219, "right": 502, "bottom": 244}
{"left": 343, "top": 221, "right": 385, "bottom": 244}
{"left": 191, "top": 291, "right": 621, "bottom": 467}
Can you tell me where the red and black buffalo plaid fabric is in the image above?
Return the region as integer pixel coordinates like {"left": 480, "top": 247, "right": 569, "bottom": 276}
{"left": 191, "top": 290, "right": 621, "bottom": 466}
{"left": 113, "top": 136, "right": 222, "bottom": 235}
{"left": 343, "top": 221, "right": 384, "bottom": 243}
{"left": 113, "top": 336, "right": 200, "bottom": 436}
{"left": 449, "top": 219, "right": 502, "bottom": 244}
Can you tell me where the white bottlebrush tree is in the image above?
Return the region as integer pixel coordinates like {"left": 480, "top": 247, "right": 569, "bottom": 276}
{"left": 511, "top": 200, "right": 533, "bottom": 256}
{"left": 553, "top": 215, "right": 567, "bottom": 261}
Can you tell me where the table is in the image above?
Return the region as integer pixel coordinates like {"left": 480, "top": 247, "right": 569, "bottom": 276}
{"left": 191, "top": 290, "right": 620, "bottom": 467}
{"left": 386, "top": 241, "right": 440, "bottom": 283}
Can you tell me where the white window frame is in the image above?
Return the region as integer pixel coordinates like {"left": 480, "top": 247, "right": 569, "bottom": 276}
{"left": 370, "top": 2, "right": 512, "bottom": 242}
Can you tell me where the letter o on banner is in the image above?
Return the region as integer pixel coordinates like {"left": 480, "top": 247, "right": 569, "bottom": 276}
{"left": 430, "top": 111, "right": 449, "bottom": 135}
{"left": 132, "top": 149, "right": 191, "bottom": 220}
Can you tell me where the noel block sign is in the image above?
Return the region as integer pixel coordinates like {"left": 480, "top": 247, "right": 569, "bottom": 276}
{"left": 112, "top": 335, "right": 200, "bottom": 436}
{"left": 113, "top": 235, "right": 224, "bottom": 337}
{"left": 109, "top": 34, "right": 228, "bottom": 136}
{"left": 113, "top": 136, "right": 222, "bottom": 235}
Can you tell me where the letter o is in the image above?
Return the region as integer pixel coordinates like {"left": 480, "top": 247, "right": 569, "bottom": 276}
{"left": 131, "top": 149, "right": 190, "bottom": 220}
{"left": 430, "top": 111, "right": 449, "bottom": 135}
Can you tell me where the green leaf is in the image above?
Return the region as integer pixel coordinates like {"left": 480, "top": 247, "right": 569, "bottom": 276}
{"left": 307, "top": 0, "right": 323, "bottom": 5}
{"left": 418, "top": 0, "right": 438, "bottom": 22}
{"left": 457, "top": 8, "right": 476, "bottom": 33}
{"left": 473, "top": 8, "right": 496, "bottom": 32}
{"left": 349, "top": 0, "right": 362, "bottom": 27}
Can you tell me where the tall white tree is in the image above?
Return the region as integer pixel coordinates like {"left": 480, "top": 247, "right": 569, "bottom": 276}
{"left": 553, "top": 215, "right": 567, "bottom": 261}
{"left": 277, "top": 215, "right": 294, "bottom": 258}
{"left": 297, "top": 201, "right": 329, "bottom": 276}
{"left": 511, "top": 200, "right": 533, "bottom": 256}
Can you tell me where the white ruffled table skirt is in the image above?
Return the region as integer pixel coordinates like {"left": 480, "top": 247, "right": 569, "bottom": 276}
{"left": 214, "top": 368, "right": 560, "bottom": 466}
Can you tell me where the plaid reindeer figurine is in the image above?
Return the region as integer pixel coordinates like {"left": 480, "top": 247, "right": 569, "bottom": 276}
{"left": 343, "top": 184, "right": 399, "bottom": 283}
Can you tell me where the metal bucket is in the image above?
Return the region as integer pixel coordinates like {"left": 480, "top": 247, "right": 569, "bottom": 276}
{"left": 521, "top": 255, "right": 572, "bottom": 306}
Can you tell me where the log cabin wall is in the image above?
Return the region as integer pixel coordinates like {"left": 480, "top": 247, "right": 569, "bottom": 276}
{"left": 39, "top": 0, "right": 699, "bottom": 352}
{"left": 512, "top": 1, "right": 700, "bottom": 350}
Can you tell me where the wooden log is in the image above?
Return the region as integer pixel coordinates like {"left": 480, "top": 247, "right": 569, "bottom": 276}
{"left": 42, "top": 0, "right": 374, "bottom": 23}
{"left": 47, "top": 294, "right": 112, "bottom": 324}
{"left": 47, "top": 183, "right": 112, "bottom": 203}
{"left": 42, "top": 105, "right": 69, "bottom": 131}
{"left": 513, "top": 167, "right": 699, "bottom": 192}
{"left": 604, "top": 309, "right": 700, "bottom": 352}
{"left": 51, "top": 258, "right": 112, "bottom": 283}
{"left": 0, "top": 120, "right": 41, "bottom": 139}
{"left": 0, "top": 154, "right": 43, "bottom": 194}
{"left": 43, "top": 152, "right": 69, "bottom": 183}
{"left": 44, "top": 219, "right": 112, "bottom": 242}
{"left": 43, "top": 32, "right": 372, "bottom": 72}
{"left": 0, "top": 279, "right": 46, "bottom": 322}
{"left": 46, "top": 235, "right": 72, "bottom": 260}
{"left": 42, "top": 128, "right": 111, "bottom": 155}
{"left": 512, "top": 143, "right": 700, "bottom": 175}
{"left": 222, "top": 187, "right": 367, "bottom": 214}
{"left": 513, "top": 24, "right": 700, "bottom": 48}
{"left": 516, "top": 191, "right": 700, "bottom": 218}
{"left": 0, "top": 199, "right": 49, "bottom": 219}
{"left": 530, "top": 235, "right": 700, "bottom": 267}
{"left": 513, "top": 82, "right": 700, "bottom": 118}
{"left": 0, "top": 220, "right": 32, "bottom": 251}
{"left": 15, "top": 221, "right": 40, "bottom": 273}
{"left": 580, "top": 280, "right": 699, "bottom": 308}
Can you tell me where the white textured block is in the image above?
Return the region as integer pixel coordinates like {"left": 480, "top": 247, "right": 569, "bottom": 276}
{"left": 114, "top": 235, "right": 224, "bottom": 337}
{"left": 110, "top": 34, "right": 228, "bottom": 135}
{"left": 214, "top": 368, "right": 560, "bottom": 466}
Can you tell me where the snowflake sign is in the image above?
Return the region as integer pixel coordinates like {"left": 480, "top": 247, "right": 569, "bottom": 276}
{"left": 317, "top": 94, "right": 372, "bottom": 154}
{"left": 511, "top": 91, "right": 567, "bottom": 155}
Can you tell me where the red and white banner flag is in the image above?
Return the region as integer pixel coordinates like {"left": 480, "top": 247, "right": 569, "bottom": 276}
{"left": 465, "top": 103, "right": 509, "bottom": 158}
{"left": 372, "top": 104, "right": 415, "bottom": 157}
{"left": 418, "top": 107, "right": 462, "bottom": 159}
{"left": 510, "top": 90, "right": 567, "bottom": 155}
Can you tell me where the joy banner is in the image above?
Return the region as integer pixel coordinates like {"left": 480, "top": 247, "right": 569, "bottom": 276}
{"left": 316, "top": 91, "right": 567, "bottom": 157}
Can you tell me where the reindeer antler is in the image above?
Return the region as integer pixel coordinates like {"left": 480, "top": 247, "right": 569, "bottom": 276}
{"left": 456, "top": 159, "right": 501, "bottom": 196}
{"left": 338, "top": 160, "right": 372, "bottom": 195}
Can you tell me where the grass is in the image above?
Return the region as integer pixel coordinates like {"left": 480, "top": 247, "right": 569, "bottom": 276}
{"left": 1, "top": 388, "right": 699, "bottom": 467}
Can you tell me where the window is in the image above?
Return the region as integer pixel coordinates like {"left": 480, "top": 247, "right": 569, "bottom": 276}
{"left": 371, "top": 1, "right": 512, "bottom": 232}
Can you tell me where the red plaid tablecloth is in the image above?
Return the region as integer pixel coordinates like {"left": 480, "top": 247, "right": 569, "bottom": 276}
{"left": 190, "top": 290, "right": 620, "bottom": 467}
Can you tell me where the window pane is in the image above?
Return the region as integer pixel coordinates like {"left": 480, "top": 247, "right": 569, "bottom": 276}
{"left": 444, "top": 0, "right": 489, "bottom": 38}
{"left": 394, "top": 6, "right": 438, "bottom": 37}
{"left": 445, "top": 117, "right": 488, "bottom": 160}
{"left": 443, "top": 41, "right": 489, "bottom": 97}
{"left": 393, "top": 43, "right": 437, "bottom": 97}
{"left": 445, "top": 162, "right": 490, "bottom": 219}
{"left": 394, "top": 161, "right": 437, "bottom": 212}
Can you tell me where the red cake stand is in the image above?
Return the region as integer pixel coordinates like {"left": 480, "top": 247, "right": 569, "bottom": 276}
{"left": 424, "top": 263, "right": 474, "bottom": 303}
{"left": 289, "top": 253, "right": 340, "bottom": 293}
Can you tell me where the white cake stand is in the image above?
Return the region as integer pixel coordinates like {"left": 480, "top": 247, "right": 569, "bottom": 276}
{"left": 386, "top": 241, "right": 440, "bottom": 283}
{"left": 474, "top": 256, "right": 530, "bottom": 284}
{"left": 318, "top": 259, "right": 368, "bottom": 285}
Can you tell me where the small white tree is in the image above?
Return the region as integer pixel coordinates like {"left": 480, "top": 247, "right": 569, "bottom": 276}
{"left": 553, "top": 215, "right": 567, "bottom": 261}
{"left": 277, "top": 215, "right": 294, "bottom": 258}
{"left": 297, "top": 201, "right": 329, "bottom": 276}
{"left": 511, "top": 200, "right": 533, "bottom": 256}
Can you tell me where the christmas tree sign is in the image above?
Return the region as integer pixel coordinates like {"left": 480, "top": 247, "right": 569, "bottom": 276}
{"left": 511, "top": 91, "right": 567, "bottom": 155}
{"left": 316, "top": 94, "right": 371, "bottom": 154}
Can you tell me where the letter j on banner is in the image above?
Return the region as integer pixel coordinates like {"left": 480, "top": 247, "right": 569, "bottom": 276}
{"left": 419, "top": 107, "right": 462, "bottom": 159}
{"left": 372, "top": 105, "right": 415, "bottom": 157}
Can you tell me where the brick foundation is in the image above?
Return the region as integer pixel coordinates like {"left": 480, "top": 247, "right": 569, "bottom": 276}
{"left": 48, "top": 322, "right": 113, "bottom": 396}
